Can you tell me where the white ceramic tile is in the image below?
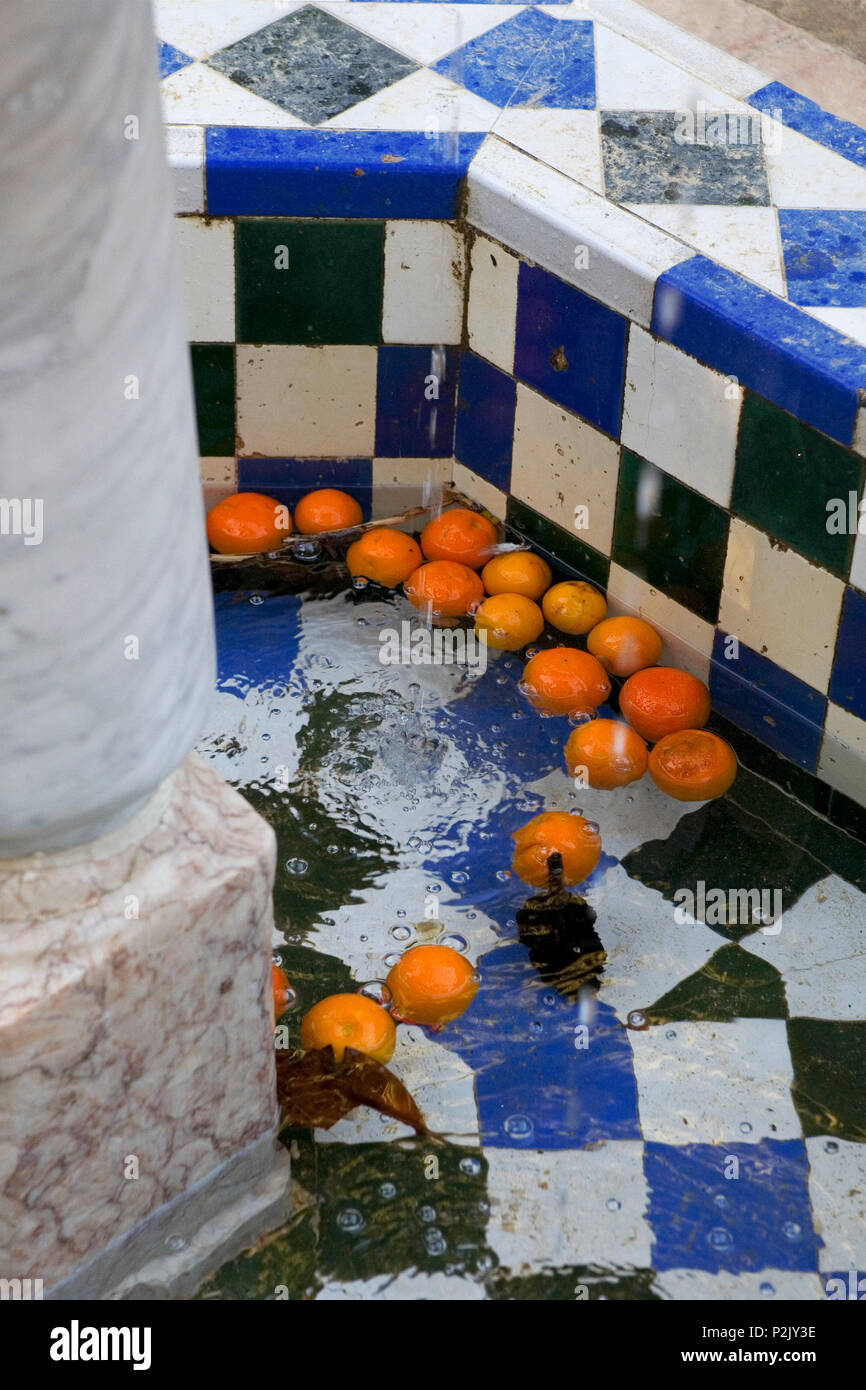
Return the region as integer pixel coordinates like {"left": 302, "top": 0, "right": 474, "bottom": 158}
{"left": 655, "top": 1269, "right": 824, "bottom": 1301}
{"left": 511, "top": 384, "right": 619, "bottom": 555}
{"left": 200, "top": 457, "right": 237, "bottom": 512}
{"left": 806, "top": 1137, "right": 866, "bottom": 1271}
{"left": 719, "top": 518, "right": 845, "bottom": 693}
{"left": 587, "top": 865, "right": 721, "bottom": 1025}
{"left": 493, "top": 109, "right": 603, "bottom": 193}
{"left": 605, "top": 562, "right": 715, "bottom": 683}
{"left": 631, "top": 1020, "right": 802, "bottom": 1144}
{"left": 802, "top": 306, "right": 866, "bottom": 347}
{"left": 622, "top": 326, "right": 741, "bottom": 507}
{"left": 316, "top": 1272, "right": 488, "bottom": 1300}
{"left": 316, "top": 3, "right": 523, "bottom": 65}
{"left": 485, "top": 1144, "right": 653, "bottom": 1272}
{"left": 742, "top": 876, "right": 866, "bottom": 1021}
{"left": 594, "top": 24, "right": 752, "bottom": 111}
{"left": 467, "top": 234, "right": 518, "bottom": 374}
{"left": 236, "top": 345, "right": 377, "bottom": 457}
{"left": 326, "top": 67, "right": 500, "bottom": 132}
{"left": 763, "top": 121, "right": 866, "bottom": 209}
{"left": 818, "top": 703, "right": 866, "bottom": 807}
{"left": 626, "top": 205, "right": 785, "bottom": 297}
{"left": 154, "top": 0, "right": 306, "bottom": 59}
{"left": 854, "top": 405, "right": 866, "bottom": 460}
{"left": 447, "top": 461, "right": 508, "bottom": 520}
{"left": 372, "top": 456, "right": 450, "bottom": 518}
{"left": 175, "top": 217, "right": 235, "bottom": 341}
{"left": 165, "top": 125, "right": 204, "bottom": 213}
{"left": 467, "top": 137, "right": 693, "bottom": 328}
{"left": 572, "top": 0, "right": 768, "bottom": 98}
{"left": 160, "top": 60, "right": 307, "bottom": 128}
{"left": 383, "top": 222, "right": 464, "bottom": 345}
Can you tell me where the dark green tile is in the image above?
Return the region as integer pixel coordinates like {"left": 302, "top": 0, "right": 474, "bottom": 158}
{"left": 190, "top": 343, "right": 235, "bottom": 456}
{"left": 787, "top": 1019, "right": 866, "bottom": 1143}
{"left": 732, "top": 392, "right": 864, "bottom": 578}
{"left": 506, "top": 497, "right": 610, "bottom": 590}
{"left": 487, "top": 1266, "right": 662, "bottom": 1300}
{"left": 645, "top": 944, "right": 787, "bottom": 1024}
{"left": 236, "top": 219, "right": 384, "bottom": 345}
{"left": 612, "top": 449, "right": 729, "bottom": 623}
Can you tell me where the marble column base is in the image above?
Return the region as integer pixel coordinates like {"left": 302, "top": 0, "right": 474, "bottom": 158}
{"left": 0, "top": 752, "right": 286, "bottom": 1296}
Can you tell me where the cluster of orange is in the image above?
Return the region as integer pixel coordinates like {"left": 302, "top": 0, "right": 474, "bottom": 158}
{"left": 206, "top": 487, "right": 365, "bottom": 553}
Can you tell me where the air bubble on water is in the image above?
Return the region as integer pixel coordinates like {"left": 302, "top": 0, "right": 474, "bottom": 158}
{"left": 383, "top": 952, "right": 401, "bottom": 968}
{"left": 525, "top": 646, "right": 542, "bottom": 660}
{"left": 322, "top": 916, "right": 335, "bottom": 926}
{"left": 708, "top": 1227, "right": 732, "bottom": 1249}
{"left": 249, "top": 594, "right": 264, "bottom": 606}
{"left": 466, "top": 911, "right": 477, "bottom": 920}
{"left": 459, "top": 1156, "right": 482, "bottom": 1177}
{"left": 407, "top": 837, "right": 421, "bottom": 850}
{"left": 491, "top": 724, "right": 503, "bottom": 735}
{"left": 451, "top": 871, "right": 469, "bottom": 885}
{"left": 418, "top": 1205, "right": 437, "bottom": 1223}
{"left": 439, "top": 934, "right": 468, "bottom": 953}
{"left": 628, "top": 1010, "right": 647, "bottom": 1029}
{"left": 739, "top": 1121, "right": 753, "bottom": 1134}
{"left": 529, "top": 1020, "right": 542, "bottom": 1035}
{"left": 759, "top": 1282, "right": 775, "bottom": 1298}
{"left": 336, "top": 1208, "right": 365, "bottom": 1233}
{"left": 606, "top": 1198, "right": 621, "bottom": 1212}
{"left": 260, "top": 756, "right": 269, "bottom": 764}
{"left": 356, "top": 617, "right": 368, "bottom": 626}
{"left": 625, "top": 795, "right": 635, "bottom": 805}
{"left": 665, "top": 1029, "right": 677, "bottom": 1040}
{"left": 396, "top": 909, "right": 407, "bottom": 919}
{"left": 359, "top": 934, "right": 368, "bottom": 942}
{"left": 568, "top": 710, "right": 596, "bottom": 727}
{"left": 426, "top": 883, "right": 442, "bottom": 893}
{"left": 261, "top": 732, "right": 271, "bottom": 742}
{"left": 352, "top": 575, "right": 369, "bottom": 590}
{"left": 782, "top": 1221, "right": 801, "bottom": 1240}
{"left": 471, "top": 970, "right": 482, "bottom": 984}
{"left": 424, "top": 1229, "right": 447, "bottom": 1257}
{"left": 511, "top": 710, "right": 524, "bottom": 721}
{"left": 379, "top": 1182, "right": 397, "bottom": 1200}
{"left": 824, "top": 1140, "right": 839, "bottom": 1154}
{"left": 504, "top": 1114, "right": 533, "bottom": 1139}
{"left": 495, "top": 869, "right": 510, "bottom": 882}
{"left": 390, "top": 925, "right": 413, "bottom": 942}
{"left": 357, "top": 980, "right": 392, "bottom": 1007}
{"left": 285, "top": 858, "right": 308, "bottom": 875}
{"left": 585, "top": 821, "right": 600, "bottom": 835}
{"left": 495, "top": 674, "right": 508, "bottom": 685}
{"left": 517, "top": 680, "right": 530, "bottom": 696}
{"left": 477, "top": 1200, "right": 491, "bottom": 1217}
{"left": 542, "top": 993, "right": 556, "bottom": 1007}
{"left": 714, "top": 1193, "right": 728, "bottom": 1209}
{"left": 326, "top": 844, "right": 339, "bottom": 855}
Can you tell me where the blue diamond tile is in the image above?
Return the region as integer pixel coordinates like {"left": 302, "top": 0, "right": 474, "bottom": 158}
{"left": 433, "top": 11, "right": 595, "bottom": 110}
{"left": 828, "top": 585, "right": 866, "bottom": 721}
{"left": 375, "top": 346, "right": 458, "bottom": 457}
{"left": 158, "top": 39, "right": 194, "bottom": 80}
{"left": 710, "top": 630, "right": 826, "bottom": 771}
{"left": 779, "top": 211, "right": 866, "bottom": 307}
{"left": 645, "top": 1140, "right": 821, "bottom": 1274}
{"left": 750, "top": 82, "right": 866, "bottom": 173}
{"left": 515, "top": 263, "right": 627, "bottom": 436}
{"left": 455, "top": 352, "right": 516, "bottom": 493}
{"left": 213, "top": 592, "right": 302, "bottom": 699}
{"left": 236, "top": 457, "right": 372, "bottom": 515}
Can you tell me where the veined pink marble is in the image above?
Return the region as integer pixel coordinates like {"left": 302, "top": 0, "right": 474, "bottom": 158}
{"left": 0, "top": 753, "right": 278, "bottom": 1285}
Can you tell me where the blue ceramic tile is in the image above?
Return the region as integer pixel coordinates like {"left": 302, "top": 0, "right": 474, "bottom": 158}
{"left": 750, "top": 82, "right": 866, "bottom": 172}
{"left": 644, "top": 1140, "right": 821, "bottom": 1274}
{"left": 828, "top": 585, "right": 866, "bottom": 721}
{"left": 710, "top": 630, "right": 826, "bottom": 772}
{"left": 205, "top": 128, "right": 486, "bottom": 218}
{"left": 213, "top": 591, "right": 302, "bottom": 699}
{"left": 158, "top": 39, "right": 193, "bottom": 80}
{"left": 653, "top": 255, "right": 866, "bottom": 446}
{"left": 375, "top": 346, "right": 457, "bottom": 457}
{"left": 433, "top": 11, "right": 595, "bottom": 110}
{"left": 778, "top": 210, "right": 866, "bottom": 307}
{"left": 236, "top": 457, "right": 372, "bottom": 515}
{"left": 514, "top": 263, "right": 627, "bottom": 436}
{"left": 454, "top": 352, "right": 516, "bottom": 492}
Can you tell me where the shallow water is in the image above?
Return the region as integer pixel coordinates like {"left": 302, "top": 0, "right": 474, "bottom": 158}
{"left": 195, "top": 567, "right": 866, "bottom": 1301}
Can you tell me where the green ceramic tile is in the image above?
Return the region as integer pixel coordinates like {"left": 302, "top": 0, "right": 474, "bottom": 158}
{"left": 487, "top": 1266, "right": 662, "bottom": 1300}
{"left": 645, "top": 944, "right": 787, "bottom": 1024}
{"left": 733, "top": 392, "right": 864, "bottom": 578}
{"left": 236, "top": 219, "right": 384, "bottom": 345}
{"left": 190, "top": 344, "right": 235, "bottom": 456}
{"left": 787, "top": 1019, "right": 866, "bottom": 1142}
{"left": 612, "top": 449, "right": 729, "bottom": 623}
{"left": 506, "top": 497, "right": 610, "bottom": 591}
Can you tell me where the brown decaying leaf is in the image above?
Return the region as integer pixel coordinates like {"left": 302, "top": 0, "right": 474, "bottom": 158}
{"left": 276, "top": 1046, "right": 428, "bottom": 1135}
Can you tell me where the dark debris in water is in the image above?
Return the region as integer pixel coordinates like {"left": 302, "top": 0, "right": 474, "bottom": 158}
{"left": 516, "top": 853, "right": 606, "bottom": 999}
{"left": 276, "top": 1045, "right": 429, "bottom": 1135}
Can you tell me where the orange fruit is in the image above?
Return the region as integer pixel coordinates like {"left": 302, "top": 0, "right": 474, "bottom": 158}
{"left": 587, "top": 615, "right": 663, "bottom": 677}
{"left": 482, "top": 551, "right": 552, "bottom": 600}
{"left": 542, "top": 580, "right": 607, "bottom": 636}
{"left": 649, "top": 729, "right": 737, "bottom": 802}
{"left": 346, "top": 528, "right": 423, "bottom": 588}
{"left": 404, "top": 560, "right": 484, "bottom": 620}
{"left": 511, "top": 810, "right": 602, "bottom": 888}
{"left": 619, "top": 666, "right": 711, "bottom": 743}
{"left": 386, "top": 945, "right": 478, "bottom": 1026}
{"left": 564, "top": 718, "right": 648, "bottom": 790}
{"left": 272, "top": 962, "right": 292, "bottom": 1016}
{"left": 521, "top": 647, "right": 611, "bottom": 716}
{"left": 420, "top": 507, "right": 499, "bottom": 569}
{"left": 474, "top": 593, "right": 545, "bottom": 651}
{"left": 300, "top": 993, "right": 396, "bottom": 1064}
{"left": 206, "top": 491, "right": 290, "bottom": 555}
{"left": 293, "top": 488, "right": 363, "bottom": 535}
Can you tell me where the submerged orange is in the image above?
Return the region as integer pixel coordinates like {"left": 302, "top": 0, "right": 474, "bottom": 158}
{"left": 474, "top": 593, "right": 545, "bottom": 651}
{"left": 404, "top": 560, "right": 484, "bottom": 619}
{"left": 648, "top": 728, "right": 737, "bottom": 802}
{"left": 619, "top": 666, "right": 711, "bottom": 743}
{"left": 564, "top": 718, "right": 648, "bottom": 790}
{"left": 300, "top": 993, "right": 396, "bottom": 1064}
{"left": 386, "top": 945, "right": 478, "bottom": 1025}
{"left": 420, "top": 507, "right": 499, "bottom": 569}
{"left": 542, "top": 581, "right": 607, "bottom": 636}
{"left": 346, "top": 528, "right": 423, "bottom": 587}
{"left": 293, "top": 488, "right": 363, "bottom": 534}
{"left": 586, "top": 616, "right": 663, "bottom": 677}
{"left": 481, "top": 551, "right": 552, "bottom": 600}
{"left": 206, "top": 491, "right": 290, "bottom": 555}
{"left": 521, "top": 647, "right": 611, "bottom": 716}
{"left": 511, "top": 810, "right": 602, "bottom": 888}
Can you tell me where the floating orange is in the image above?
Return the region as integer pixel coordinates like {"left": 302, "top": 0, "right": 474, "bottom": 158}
{"left": 404, "top": 560, "right": 484, "bottom": 620}
{"left": 300, "top": 993, "right": 396, "bottom": 1064}
{"left": 206, "top": 491, "right": 290, "bottom": 555}
{"left": 586, "top": 615, "right": 663, "bottom": 677}
{"left": 481, "top": 551, "right": 552, "bottom": 600}
{"left": 521, "top": 647, "right": 611, "bottom": 716}
{"left": 542, "top": 580, "right": 607, "bottom": 636}
{"left": 648, "top": 728, "right": 737, "bottom": 801}
{"left": 474, "top": 593, "right": 545, "bottom": 651}
{"left": 420, "top": 507, "right": 499, "bottom": 569}
{"left": 564, "top": 718, "right": 648, "bottom": 790}
{"left": 293, "top": 488, "right": 363, "bottom": 534}
{"left": 386, "top": 945, "right": 478, "bottom": 1026}
{"left": 619, "top": 666, "right": 711, "bottom": 743}
{"left": 511, "top": 810, "right": 602, "bottom": 888}
{"left": 272, "top": 962, "right": 293, "bottom": 1016}
{"left": 346, "top": 528, "right": 423, "bottom": 588}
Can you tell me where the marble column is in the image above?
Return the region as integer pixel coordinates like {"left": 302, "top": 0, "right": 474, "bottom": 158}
{"left": 0, "top": 0, "right": 287, "bottom": 1296}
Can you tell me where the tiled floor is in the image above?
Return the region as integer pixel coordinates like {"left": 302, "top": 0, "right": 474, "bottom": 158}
{"left": 192, "top": 569, "right": 866, "bottom": 1300}
{"left": 158, "top": 0, "right": 866, "bottom": 330}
